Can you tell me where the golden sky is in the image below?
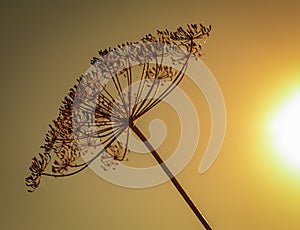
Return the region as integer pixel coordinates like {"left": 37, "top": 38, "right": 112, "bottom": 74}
{"left": 1, "top": 0, "right": 300, "bottom": 229}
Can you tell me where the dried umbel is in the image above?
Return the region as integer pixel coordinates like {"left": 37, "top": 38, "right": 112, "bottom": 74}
{"left": 26, "top": 23, "right": 213, "bottom": 229}
{"left": 25, "top": 23, "right": 211, "bottom": 192}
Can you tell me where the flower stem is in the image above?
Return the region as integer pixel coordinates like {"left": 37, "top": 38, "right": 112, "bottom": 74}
{"left": 131, "top": 125, "right": 212, "bottom": 230}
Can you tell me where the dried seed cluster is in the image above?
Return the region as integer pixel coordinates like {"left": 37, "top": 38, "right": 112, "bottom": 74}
{"left": 25, "top": 23, "right": 211, "bottom": 192}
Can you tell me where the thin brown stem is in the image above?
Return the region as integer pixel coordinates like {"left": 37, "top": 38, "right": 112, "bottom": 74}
{"left": 131, "top": 125, "right": 212, "bottom": 230}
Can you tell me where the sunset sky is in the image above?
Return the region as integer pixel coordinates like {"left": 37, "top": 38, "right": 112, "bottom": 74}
{"left": 1, "top": 1, "right": 300, "bottom": 229}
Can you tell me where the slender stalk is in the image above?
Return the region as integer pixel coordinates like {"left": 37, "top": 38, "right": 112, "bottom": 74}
{"left": 131, "top": 124, "right": 212, "bottom": 230}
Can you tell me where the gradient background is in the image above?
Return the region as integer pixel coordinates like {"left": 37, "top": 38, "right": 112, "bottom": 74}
{"left": 1, "top": 0, "right": 300, "bottom": 229}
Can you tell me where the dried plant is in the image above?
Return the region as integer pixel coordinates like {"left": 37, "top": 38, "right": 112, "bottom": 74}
{"left": 25, "top": 23, "right": 212, "bottom": 229}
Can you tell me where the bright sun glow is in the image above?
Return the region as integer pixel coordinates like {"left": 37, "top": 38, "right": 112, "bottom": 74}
{"left": 270, "top": 91, "right": 300, "bottom": 170}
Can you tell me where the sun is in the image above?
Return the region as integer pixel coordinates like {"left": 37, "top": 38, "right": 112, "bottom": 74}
{"left": 270, "top": 90, "right": 300, "bottom": 170}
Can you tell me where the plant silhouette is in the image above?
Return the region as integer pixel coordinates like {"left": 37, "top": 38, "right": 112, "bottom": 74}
{"left": 26, "top": 23, "right": 212, "bottom": 229}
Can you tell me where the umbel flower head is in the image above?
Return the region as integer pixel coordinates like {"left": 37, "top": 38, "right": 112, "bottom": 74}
{"left": 25, "top": 23, "right": 211, "bottom": 192}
